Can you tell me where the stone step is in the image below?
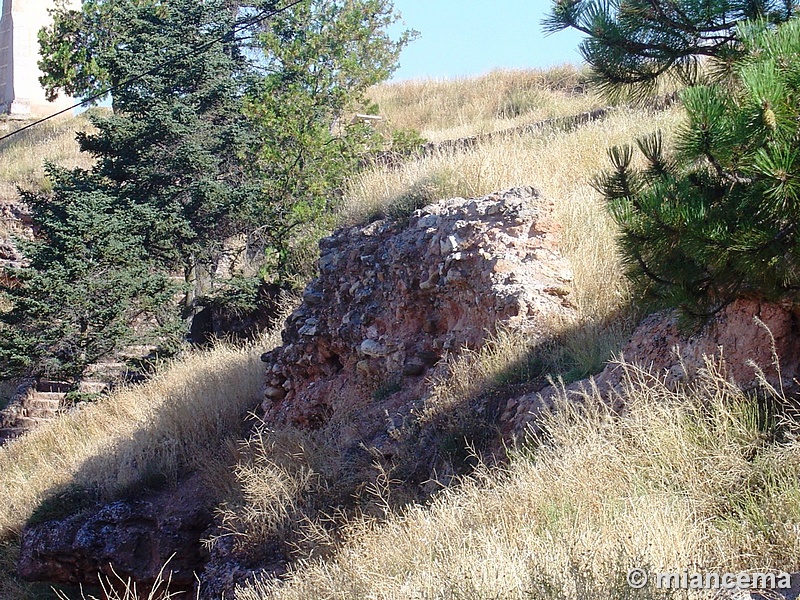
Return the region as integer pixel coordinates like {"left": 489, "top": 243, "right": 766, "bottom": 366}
{"left": 15, "top": 416, "right": 53, "bottom": 429}
{"left": 0, "top": 427, "right": 26, "bottom": 441}
{"left": 25, "top": 408, "right": 57, "bottom": 419}
{"left": 77, "top": 381, "right": 108, "bottom": 394}
{"left": 25, "top": 398, "right": 61, "bottom": 411}
{"left": 35, "top": 380, "right": 73, "bottom": 393}
{"left": 29, "top": 391, "right": 65, "bottom": 402}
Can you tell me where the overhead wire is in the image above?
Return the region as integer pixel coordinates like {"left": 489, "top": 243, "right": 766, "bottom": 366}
{"left": 0, "top": 0, "right": 304, "bottom": 145}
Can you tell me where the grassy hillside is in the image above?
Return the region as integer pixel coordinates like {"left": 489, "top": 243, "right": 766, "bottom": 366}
{"left": 367, "top": 67, "right": 597, "bottom": 142}
{"left": 0, "top": 114, "right": 95, "bottom": 202}
{"left": 238, "top": 363, "right": 800, "bottom": 599}
{"left": 345, "top": 69, "right": 682, "bottom": 378}
{"left": 5, "top": 66, "right": 794, "bottom": 600}
{"left": 0, "top": 338, "right": 275, "bottom": 599}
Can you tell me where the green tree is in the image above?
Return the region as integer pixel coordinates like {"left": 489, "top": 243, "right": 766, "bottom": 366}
{"left": 35, "top": 0, "right": 256, "bottom": 329}
{"left": 594, "top": 18, "right": 800, "bottom": 319}
{"left": 544, "top": 0, "right": 797, "bottom": 99}
{"left": 0, "top": 0, "right": 412, "bottom": 379}
{"left": 0, "top": 168, "right": 177, "bottom": 379}
{"left": 242, "top": 0, "right": 414, "bottom": 288}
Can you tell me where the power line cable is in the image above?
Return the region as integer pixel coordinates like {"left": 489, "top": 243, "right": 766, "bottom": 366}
{"left": 0, "top": 0, "right": 304, "bottom": 145}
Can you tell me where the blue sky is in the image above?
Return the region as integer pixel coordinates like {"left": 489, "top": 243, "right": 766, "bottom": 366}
{"left": 388, "top": 0, "right": 587, "bottom": 81}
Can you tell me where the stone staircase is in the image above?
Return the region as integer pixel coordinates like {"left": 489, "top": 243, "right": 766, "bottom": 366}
{"left": 0, "top": 379, "right": 69, "bottom": 443}
{"left": 0, "top": 347, "right": 153, "bottom": 445}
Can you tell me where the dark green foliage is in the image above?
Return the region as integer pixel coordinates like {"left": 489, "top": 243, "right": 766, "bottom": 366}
{"left": 389, "top": 127, "right": 427, "bottom": 153}
{"left": 373, "top": 378, "right": 402, "bottom": 401}
{"left": 68, "top": 0, "right": 254, "bottom": 275}
{"left": 595, "top": 18, "right": 800, "bottom": 319}
{"left": 2, "top": 0, "right": 248, "bottom": 379}
{"left": 243, "top": 0, "right": 415, "bottom": 287}
{"left": 544, "top": 0, "right": 797, "bottom": 100}
{"left": 38, "top": 0, "right": 113, "bottom": 102}
{"left": 202, "top": 275, "right": 263, "bottom": 317}
{"left": 0, "top": 167, "right": 177, "bottom": 379}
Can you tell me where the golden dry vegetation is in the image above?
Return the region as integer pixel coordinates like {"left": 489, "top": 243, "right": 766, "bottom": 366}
{"left": 342, "top": 105, "right": 681, "bottom": 322}
{"left": 231, "top": 72, "right": 800, "bottom": 600}
{"left": 0, "top": 114, "right": 95, "bottom": 201}
{"left": 0, "top": 337, "right": 276, "bottom": 599}
{"left": 0, "top": 340, "right": 270, "bottom": 537}
{"left": 238, "top": 361, "right": 800, "bottom": 599}
{"left": 367, "top": 66, "right": 598, "bottom": 142}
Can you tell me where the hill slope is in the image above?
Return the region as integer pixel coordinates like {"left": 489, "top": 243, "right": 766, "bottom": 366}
{"left": 8, "top": 67, "right": 793, "bottom": 600}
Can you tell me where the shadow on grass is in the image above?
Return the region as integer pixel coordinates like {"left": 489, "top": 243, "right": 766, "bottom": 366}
{"left": 16, "top": 308, "right": 639, "bottom": 598}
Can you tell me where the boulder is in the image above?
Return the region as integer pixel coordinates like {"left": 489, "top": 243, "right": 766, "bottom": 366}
{"left": 18, "top": 474, "right": 214, "bottom": 594}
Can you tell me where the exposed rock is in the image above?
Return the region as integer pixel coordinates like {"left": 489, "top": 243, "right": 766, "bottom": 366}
{"left": 173, "top": 187, "right": 578, "bottom": 598}
{"left": 711, "top": 571, "right": 800, "bottom": 599}
{"left": 18, "top": 474, "right": 214, "bottom": 594}
{"left": 15, "top": 188, "right": 578, "bottom": 597}
{"left": 260, "top": 187, "right": 576, "bottom": 449}
{"left": 504, "top": 299, "right": 800, "bottom": 434}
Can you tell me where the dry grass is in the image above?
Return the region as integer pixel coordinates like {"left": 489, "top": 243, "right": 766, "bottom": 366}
{"left": 0, "top": 296, "right": 290, "bottom": 599}
{"left": 237, "top": 360, "right": 800, "bottom": 599}
{"left": 367, "top": 66, "right": 599, "bottom": 142}
{"left": 343, "top": 106, "right": 682, "bottom": 333}
{"left": 0, "top": 114, "right": 95, "bottom": 201}
{"left": 54, "top": 561, "right": 193, "bottom": 600}
{"left": 218, "top": 90, "right": 691, "bottom": 597}
{"left": 0, "top": 333, "right": 282, "bottom": 540}
{"left": 0, "top": 66, "right": 717, "bottom": 600}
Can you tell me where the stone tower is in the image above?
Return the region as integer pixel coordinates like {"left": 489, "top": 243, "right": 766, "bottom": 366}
{"left": 0, "top": 0, "right": 81, "bottom": 119}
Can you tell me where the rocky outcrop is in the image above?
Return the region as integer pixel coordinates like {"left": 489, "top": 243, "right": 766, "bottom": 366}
{"left": 18, "top": 475, "right": 214, "bottom": 594}
{"left": 260, "top": 187, "right": 576, "bottom": 447}
{"left": 23, "top": 185, "right": 800, "bottom": 596}
{"left": 504, "top": 298, "right": 800, "bottom": 433}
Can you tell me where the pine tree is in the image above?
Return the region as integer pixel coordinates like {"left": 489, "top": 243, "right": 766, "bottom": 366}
{"left": 74, "top": 0, "right": 254, "bottom": 282}
{"left": 544, "top": 0, "right": 798, "bottom": 99}
{"left": 594, "top": 18, "right": 800, "bottom": 319}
